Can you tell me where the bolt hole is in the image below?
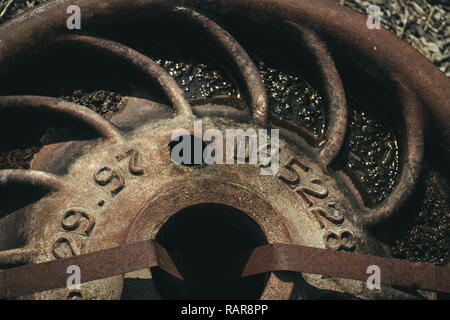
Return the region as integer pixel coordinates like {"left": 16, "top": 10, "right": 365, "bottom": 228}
{"left": 152, "top": 203, "right": 269, "bottom": 299}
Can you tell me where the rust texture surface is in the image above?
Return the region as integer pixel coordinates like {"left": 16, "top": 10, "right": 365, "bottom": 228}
{"left": 0, "top": 0, "right": 448, "bottom": 300}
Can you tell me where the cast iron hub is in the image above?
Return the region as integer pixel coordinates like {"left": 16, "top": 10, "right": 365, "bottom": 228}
{"left": 0, "top": 0, "right": 449, "bottom": 300}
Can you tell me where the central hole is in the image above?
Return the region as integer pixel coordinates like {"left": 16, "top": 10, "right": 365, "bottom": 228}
{"left": 153, "top": 203, "right": 269, "bottom": 300}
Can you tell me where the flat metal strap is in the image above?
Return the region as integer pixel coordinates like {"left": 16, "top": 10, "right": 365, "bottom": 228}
{"left": 0, "top": 240, "right": 181, "bottom": 299}
{"left": 242, "top": 244, "right": 450, "bottom": 293}
{"left": 1, "top": 241, "right": 449, "bottom": 299}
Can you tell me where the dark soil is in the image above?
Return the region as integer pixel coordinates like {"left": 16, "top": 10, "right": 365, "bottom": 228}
{"left": 60, "top": 90, "right": 122, "bottom": 120}
{"left": 0, "top": 146, "right": 40, "bottom": 170}
{"left": 344, "top": 108, "right": 400, "bottom": 204}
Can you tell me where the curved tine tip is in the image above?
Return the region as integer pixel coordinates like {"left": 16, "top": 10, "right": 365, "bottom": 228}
{"left": 355, "top": 85, "right": 424, "bottom": 226}
{"left": 0, "top": 169, "right": 67, "bottom": 192}
{"left": 0, "top": 95, "right": 124, "bottom": 144}
{"left": 0, "top": 248, "right": 35, "bottom": 267}
{"left": 172, "top": 7, "right": 269, "bottom": 125}
{"left": 62, "top": 35, "right": 193, "bottom": 118}
{"left": 284, "top": 22, "right": 348, "bottom": 166}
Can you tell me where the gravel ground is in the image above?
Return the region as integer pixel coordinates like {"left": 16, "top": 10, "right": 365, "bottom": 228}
{"left": 391, "top": 169, "right": 449, "bottom": 265}
{"left": 0, "top": 0, "right": 46, "bottom": 24}
{"left": 0, "top": 0, "right": 448, "bottom": 267}
{"left": 338, "top": 0, "right": 450, "bottom": 76}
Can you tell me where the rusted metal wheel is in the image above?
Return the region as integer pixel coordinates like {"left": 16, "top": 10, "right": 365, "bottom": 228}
{"left": 0, "top": 0, "right": 448, "bottom": 300}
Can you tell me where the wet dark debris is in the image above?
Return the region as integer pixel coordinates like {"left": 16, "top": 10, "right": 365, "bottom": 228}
{"left": 156, "top": 59, "right": 237, "bottom": 101}
{"left": 255, "top": 55, "right": 399, "bottom": 204}
{"left": 258, "top": 62, "right": 326, "bottom": 138}
{"left": 139, "top": 41, "right": 238, "bottom": 101}
{"left": 345, "top": 108, "right": 400, "bottom": 204}
{"left": 60, "top": 89, "right": 123, "bottom": 120}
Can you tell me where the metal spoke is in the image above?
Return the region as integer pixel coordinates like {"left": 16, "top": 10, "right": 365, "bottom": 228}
{"left": 0, "top": 169, "right": 68, "bottom": 192}
{"left": 0, "top": 95, "right": 124, "bottom": 144}
{"left": 285, "top": 22, "right": 348, "bottom": 166}
{"left": 354, "top": 83, "right": 424, "bottom": 226}
{"left": 173, "top": 7, "right": 268, "bottom": 125}
{"left": 60, "top": 35, "right": 193, "bottom": 117}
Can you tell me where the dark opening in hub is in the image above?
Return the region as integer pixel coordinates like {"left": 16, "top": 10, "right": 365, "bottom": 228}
{"left": 153, "top": 203, "right": 269, "bottom": 300}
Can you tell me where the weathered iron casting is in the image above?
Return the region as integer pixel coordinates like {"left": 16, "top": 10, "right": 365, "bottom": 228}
{"left": 1, "top": 240, "right": 449, "bottom": 299}
{"left": 0, "top": 0, "right": 449, "bottom": 300}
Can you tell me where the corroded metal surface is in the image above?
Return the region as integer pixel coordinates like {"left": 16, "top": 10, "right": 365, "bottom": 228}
{"left": 0, "top": 0, "right": 448, "bottom": 300}
{"left": 0, "top": 240, "right": 181, "bottom": 299}
{"left": 242, "top": 243, "right": 450, "bottom": 294}
{"left": 1, "top": 239, "right": 448, "bottom": 299}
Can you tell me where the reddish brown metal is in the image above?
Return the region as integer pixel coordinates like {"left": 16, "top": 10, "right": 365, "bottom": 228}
{"left": 219, "top": 0, "right": 449, "bottom": 144}
{"left": 0, "top": 0, "right": 447, "bottom": 136}
{"left": 0, "top": 248, "right": 35, "bottom": 267}
{"left": 0, "top": 240, "right": 181, "bottom": 299}
{"left": 193, "top": 104, "right": 251, "bottom": 122}
{"left": 0, "top": 240, "right": 448, "bottom": 299}
{"left": 0, "top": 0, "right": 448, "bottom": 300}
{"left": 126, "top": 179, "right": 295, "bottom": 300}
{"left": 277, "top": 22, "right": 348, "bottom": 166}
{"left": 0, "top": 0, "right": 446, "bottom": 130}
{"left": 353, "top": 83, "right": 425, "bottom": 225}
{"left": 242, "top": 243, "right": 450, "bottom": 294}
